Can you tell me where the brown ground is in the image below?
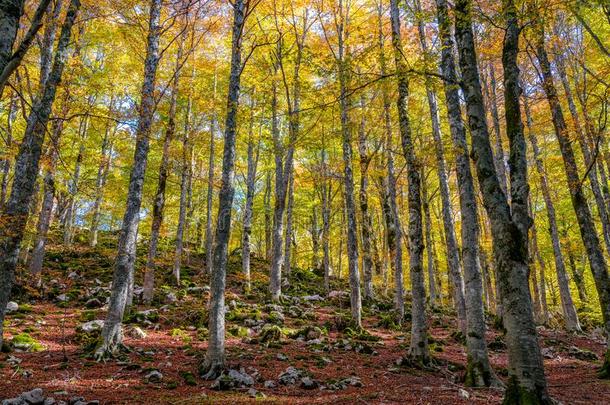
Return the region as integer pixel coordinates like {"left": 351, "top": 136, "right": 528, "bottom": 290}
{"left": 1, "top": 245, "right": 609, "bottom": 404}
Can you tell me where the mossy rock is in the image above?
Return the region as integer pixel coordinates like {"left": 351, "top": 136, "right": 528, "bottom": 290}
{"left": 180, "top": 371, "right": 197, "bottom": 386}
{"left": 228, "top": 325, "right": 250, "bottom": 338}
{"left": 259, "top": 324, "right": 283, "bottom": 344}
{"left": 290, "top": 325, "right": 323, "bottom": 340}
{"left": 11, "top": 333, "right": 45, "bottom": 352}
{"left": 170, "top": 328, "right": 192, "bottom": 343}
{"left": 344, "top": 327, "right": 380, "bottom": 342}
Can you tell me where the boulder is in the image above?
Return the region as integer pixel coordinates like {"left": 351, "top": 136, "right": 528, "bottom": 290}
{"left": 300, "top": 377, "right": 318, "bottom": 389}
{"left": 278, "top": 367, "right": 303, "bottom": 385}
{"left": 128, "top": 326, "right": 147, "bottom": 339}
{"left": 145, "top": 370, "right": 163, "bottom": 383}
{"left": 79, "top": 320, "right": 104, "bottom": 333}
{"left": 5, "top": 301, "right": 18, "bottom": 314}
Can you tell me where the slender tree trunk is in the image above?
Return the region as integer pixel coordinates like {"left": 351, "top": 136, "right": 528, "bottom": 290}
{"left": 523, "top": 91, "right": 580, "bottom": 331}
{"left": 28, "top": 119, "right": 63, "bottom": 279}
{"left": 200, "top": 0, "right": 247, "bottom": 379}
{"left": 530, "top": 217, "right": 550, "bottom": 324}
{"left": 378, "top": 2, "right": 402, "bottom": 317}
{"left": 357, "top": 94, "right": 374, "bottom": 300}
{"left": 142, "top": 34, "right": 183, "bottom": 303}
{"left": 415, "top": 0, "right": 466, "bottom": 331}
{"left": 421, "top": 173, "right": 438, "bottom": 307}
{"left": 264, "top": 171, "right": 272, "bottom": 261}
{"left": 0, "top": 0, "right": 80, "bottom": 350}
{"left": 242, "top": 100, "right": 259, "bottom": 292}
{"left": 534, "top": 25, "right": 610, "bottom": 377}
{"left": 565, "top": 234, "right": 588, "bottom": 303}
{"left": 337, "top": 3, "right": 362, "bottom": 326}
{"left": 90, "top": 99, "right": 116, "bottom": 247}
{"left": 435, "top": 0, "right": 495, "bottom": 385}
{"left": 485, "top": 63, "right": 509, "bottom": 197}
{"left": 204, "top": 111, "right": 216, "bottom": 273}
{"left": 321, "top": 148, "right": 331, "bottom": 292}
{"left": 173, "top": 87, "right": 191, "bottom": 287}
{"left": 390, "top": 0, "right": 427, "bottom": 363}
{"left": 1, "top": 88, "right": 16, "bottom": 208}
{"left": 283, "top": 170, "right": 294, "bottom": 277}
{"left": 96, "top": 0, "right": 161, "bottom": 357}
{"left": 455, "top": 0, "right": 551, "bottom": 400}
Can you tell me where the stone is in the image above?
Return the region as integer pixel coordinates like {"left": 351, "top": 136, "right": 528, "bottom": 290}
{"left": 165, "top": 292, "right": 178, "bottom": 304}
{"left": 84, "top": 299, "right": 102, "bottom": 309}
{"left": 300, "top": 377, "right": 318, "bottom": 389}
{"left": 20, "top": 388, "right": 44, "bottom": 404}
{"left": 276, "top": 353, "right": 288, "bottom": 361}
{"left": 268, "top": 311, "right": 285, "bottom": 324}
{"left": 79, "top": 320, "right": 104, "bottom": 333}
{"left": 145, "top": 370, "right": 163, "bottom": 383}
{"left": 264, "top": 380, "right": 276, "bottom": 389}
{"left": 278, "top": 367, "right": 302, "bottom": 385}
{"left": 541, "top": 347, "right": 554, "bottom": 359}
{"left": 2, "top": 398, "right": 26, "bottom": 405}
{"left": 458, "top": 388, "right": 470, "bottom": 400}
{"left": 56, "top": 294, "right": 68, "bottom": 302}
{"left": 5, "top": 301, "right": 18, "bottom": 313}
{"left": 67, "top": 272, "right": 79, "bottom": 280}
{"left": 328, "top": 290, "right": 346, "bottom": 299}
{"left": 7, "top": 355, "right": 22, "bottom": 365}
{"left": 128, "top": 326, "right": 147, "bottom": 339}
{"left": 211, "top": 369, "right": 254, "bottom": 390}
{"left": 302, "top": 295, "right": 324, "bottom": 302}
{"left": 567, "top": 346, "right": 598, "bottom": 361}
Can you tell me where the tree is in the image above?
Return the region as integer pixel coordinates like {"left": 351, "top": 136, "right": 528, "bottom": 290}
{"left": 95, "top": 0, "right": 162, "bottom": 358}
{"left": 0, "top": 0, "right": 80, "bottom": 350}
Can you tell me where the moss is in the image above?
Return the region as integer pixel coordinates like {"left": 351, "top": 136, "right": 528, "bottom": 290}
{"left": 464, "top": 356, "right": 492, "bottom": 387}
{"left": 228, "top": 325, "right": 250, "bottom": 338}
{"left": 196, "top": 327, "right": 208, "bottom": 341}
{"left": 170, "top": 328, "right": 192, "bottom": 343}
{"left": 259, "top": 324, "right": 283, "bottom": 344}
{"left": 345, "top": 327, "right": 380, "bottom": 342}
{"left": 502, "top": 375, "right": 553, "bottom": 404}
{"left": 11, "top": 333, "right": 45, "bottom": 352}
{"left": 180, "top": 371, "right": 197, "bottom": 386}
{"left": 79, "top": 310, "right": 96, "bottom": 322}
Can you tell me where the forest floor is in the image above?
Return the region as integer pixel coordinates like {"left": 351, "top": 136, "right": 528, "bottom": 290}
{"left": 1, "top": 234, "right": 610, "bottom": 404}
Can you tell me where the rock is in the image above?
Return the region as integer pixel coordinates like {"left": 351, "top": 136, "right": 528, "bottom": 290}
{"left": 306, "top": 338, "right": 322, "bottom": 346}
{"left": 5, "top": 301, "right": 18, "bottom": 313}
{"left": 7, "top": 355, "right": 22, "bottom": 365}
{"left": 268, "top": 311, "right": 285, "bottom": 324}
{"left": 79, "top": 320, "right": 104, "bottom": 333}
{"left": 458, "top": 388, "right": 470, "bottom": 400}
{"left": 246, "top": 388, "right": 264, "bottom": 398}
{"left": 278, "top": 367, "right": 303, "bottom": 385}
{"left": 187, "top": 286, "right": 205, "bottom": 295}
{"left": 2, "top": 398, "right": 26, "bottom": 405}
{"left": 145, "top": 370, "right": 163, "bottom": 383}
{"left": 67, "top": 272, "right": 79, "bottom": 280}
{"left": 328, "top": 290, "right": 347, "bottom": 299}
{"left": 211, "top": 369, "right": 254, "bottom": 390}
{"left": 541, "top": 347, "right": 554, "bottom": 359}
{"left": 165, "top": 292, "right": 178, "bottom": 304}
{"left": 128, "top": 326, "right": 147, "bottom": 339}
{"left": 300, "top": 376, "right": 318, "bottom": 389}
{"left": 276, "top": 353, "right": 288, "bottom": 361}
{"left": 327, "top": 376, "right": 363, "bottom": 390}
{"left": 56, "top": 294, "right": 68, "bottom": 302}
{"left": 264, "top": 380, "right": 276, "bottom": 389}
{"left": 43, "top": 399, "right": 56, "bottom": 405}
{"left": 21, "top": 388, "right": 44, "bottom": 404}
{"left": 84, "top": 299, "right": 102, "bottom": 309}
{"left": 567, "top": 345, "right": 598, "bottom": 361}
{"left": 302, "top": 295, "right": 324, "bottom": 302}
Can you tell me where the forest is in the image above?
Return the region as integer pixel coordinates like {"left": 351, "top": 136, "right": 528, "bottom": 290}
{"left": 0, "top": 0, "right": 609, "bottom": 403}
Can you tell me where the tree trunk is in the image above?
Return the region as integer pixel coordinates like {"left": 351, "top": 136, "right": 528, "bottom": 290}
{"left": 421, "top": 172, "right": 438, "bottom": 307}
{"left": 435, "top": 0, "right": 495, "bottom": 385}
{"left": 357, "top": 94, "right": 374, "bottom": 300}
{"left": 377, "top": 2, "right": 402, "bottom": 316}
{"left": 242, "top": 99, "right": 259, "bottom": 292}
{"left": 28, "top": 118, "right": 63, "bottom": 279}
{"left": 337, "top": 4, "right": 361, "bottom": 326}
{"left": 141, "top": 40, "right": 182, "bottom": 302}
{"left": 90, "top": 98, "right": 116, "bottom": 247}
{"left": 523, "top": 90, "right": 580, "bottom": 331}
{"left": 264, "top": 171, "right": 271, "bottom": 261}
{"left": 283, "top": 170, "right": 294, "bottom": 277}
{"left": 390, "top": 0, "right": 427, "bottom": 363}
{"left": 415, "top": 0, "right": 466, "bottom": 331}
{"left": 321, "top": 148, "right": 331, "bottom": 292}
{"left": 0, "top": 0, "right": 80, "bottom": 350}
{"left": 96, "top": 0, "right": 161, "bottom": 358}
{"left": 534, "top": 25, "right": 610, "bottom": 378}
{"left": 173, "top": 83, "right": 191, "bottom": 287}
{"left": 455, "top": 0, "right": 551, "bottom": 400}
{"left": 564, "top": 233, "right": 588, "bottom": 303}
{"left": 0, "top": 0, "right": 25, "bottom": 76}
{"left": 204, "top": 111, "right": 216, "bottom": 273}
{"left": 199, "top": 0, "right": 247, "bottom": 379}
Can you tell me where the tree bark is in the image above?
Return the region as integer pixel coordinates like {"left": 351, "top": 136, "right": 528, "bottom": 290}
{"left": 523, "top": 90, "right": 580, "bottom": 331}
{"left": 455, "top": 0, "right": 551, "bottom": 400}
{"left": 357, "top": 94, "right": 374, "bottom": 300}
{"left": 415, "top": 0, "right": 466, "bottom": 331}
{"left": 200, "top": 0, "right": 247, "bottom": 379}
{"left": 242, "top": 98, "right": 259, "bottom": 292}
{"left": 96, "top": 0, "right": 161, "bottom": 358}
{"left": 0, "top": 0, "right": 80, "bottom": 350}
{"left": 390, "top": 0, "right": 427, "bottom": 363}
{"left": 435, "top": 0, "right": 495, "bottom": 385}
{"left": 534, "top": 24, "right": 610, "bottom": 378}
